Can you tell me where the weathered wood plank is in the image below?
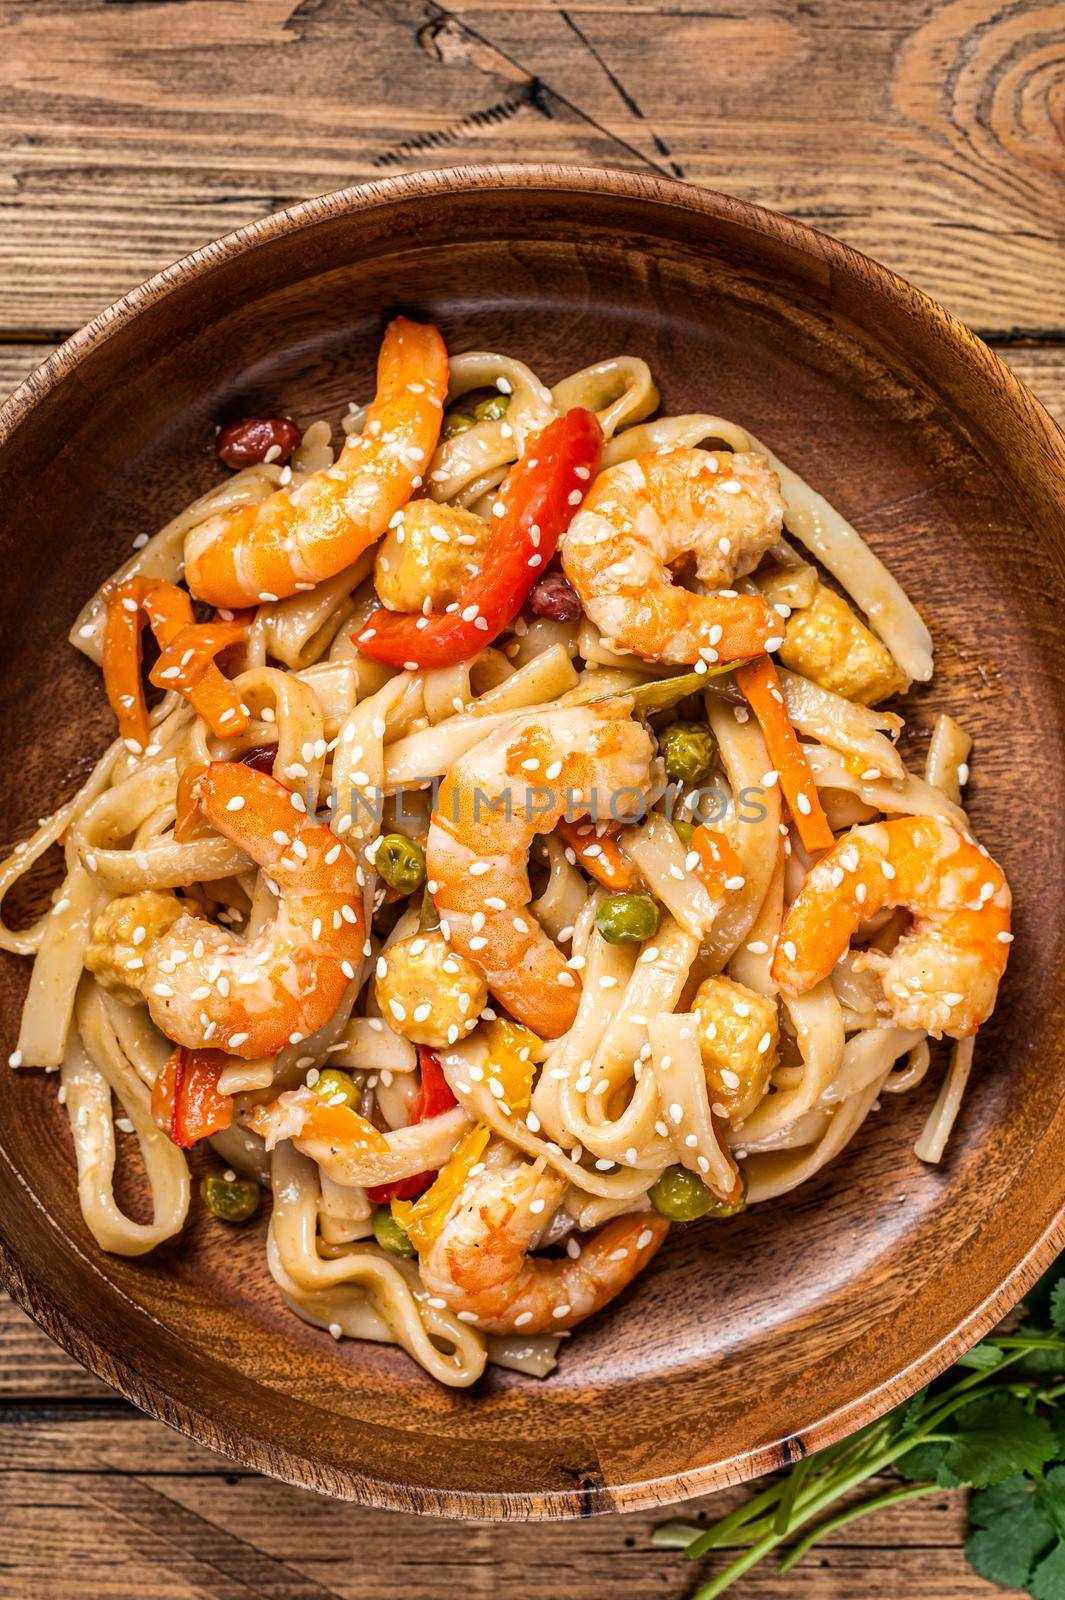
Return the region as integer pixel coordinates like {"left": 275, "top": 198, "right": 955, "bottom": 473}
{"left": 0, "top": 346, "right": 55, "bottom": 398}
{"left": 0, "top": 1297, "right": 110, "bottom": 1399}
{"left": 0, "top": 0, "right": 1061, "bottom": 334}
{"left": 0, "top": 0, "right": 640, "bottom": 334}
{"left": 997, "top": 348, "right": 1065, "bottom": 424}
{"left": 3, "top": 344, "right": 1064, "bottom": 425}
{"left": 447, "top": 0, "right": 1065, "bottom": 335}
{"left": 0, "top": 1295, "right": 1027, "bottom": 1594}
{"left": 0, "top": 8, "right": 1059, "bottom": 1592}
{"left": 0, "top": 1443, "right": 1021, "bottom": 1600}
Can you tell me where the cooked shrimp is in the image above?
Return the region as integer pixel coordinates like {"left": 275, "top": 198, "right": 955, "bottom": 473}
{"left": 139, "top": 762, "right": 365, "bottom": 1056}
{"left": 562, "top": 446, "right": 784, "bottom": 664}
{"left": 421, "top": 1157, "right": 668, "bottom": 1334}
{"left": 426, "top": 701, "right": 655, "bottom": 1038}
{"left": 773, "top": 814, "right": 1011, "bottom": 1038}
{"left": 184, "top": 317, "right": 448, "bottom": 608}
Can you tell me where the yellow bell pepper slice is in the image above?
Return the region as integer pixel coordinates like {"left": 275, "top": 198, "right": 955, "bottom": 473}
{"left": 392, "top": 1121, "right": 491, "bottom": 1254}
{"left": 484, "top": 1017, "right": 540, "bottom": 1112}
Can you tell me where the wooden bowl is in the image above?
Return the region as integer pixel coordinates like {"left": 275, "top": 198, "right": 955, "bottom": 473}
{"left": 1, "top": 166, "right": 1063, "bottom": 1520}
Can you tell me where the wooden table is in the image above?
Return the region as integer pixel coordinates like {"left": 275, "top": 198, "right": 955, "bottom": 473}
{"left": 1, "top": 3, "right": 1062, "bottom": 1595}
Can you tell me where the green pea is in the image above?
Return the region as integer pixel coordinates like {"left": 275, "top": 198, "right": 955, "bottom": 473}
{"left": 708, "top": 1168, "right": 749, "bottom": 1219}
{"left": 373, "top": 1208, "right": 415, "bottom": 1258}
{"left": 474, "top": 393, "right": 510, "bottom": 423}
{"left": 313, "top": 1066, "right": 359, "bottom": 1108}
{"left": 649, "top": 1166, "right": 714, "bottom": 1221}
{"left": 442, "top": 410, "right": 476, "bottom": 438}
{"left": 201, "top": 1172, "right": 260, "bottom": 1224}
{"left": 376, "top": 833, "right": 426, "bottom": 895}
{"left": 649, "top": 1164, "right": 747, "bottom": 1221}
{"left": 595, "top": 892, "right": 660, "bottom": 945}
{"left": 661, "top": 720, "right": 718, "bottom": 787}
{"left": 673, "top": 819, "right": 696, "bottom": 846}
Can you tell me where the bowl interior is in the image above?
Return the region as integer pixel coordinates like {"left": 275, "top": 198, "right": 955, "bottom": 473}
{"left": 1, "top": 172, "right": 1064, "bottom": 1517}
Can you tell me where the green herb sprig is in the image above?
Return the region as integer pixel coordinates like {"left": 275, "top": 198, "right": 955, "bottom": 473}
{"left": 654, "top": 1258, "right": 1065, "bottom": 1599}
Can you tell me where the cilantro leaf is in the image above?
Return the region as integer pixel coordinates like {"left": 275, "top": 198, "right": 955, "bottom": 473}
{"left": 1051, "top": 1413, "right": 1065, "bottom": 1463}
{"left": 1015, "top": 1346, "right": 1065, "bottom": 1380}
{"left": 895, "top": 1441, "right": 962, "bottom": 1487}
{"left": 972, "top": 1475, "right": 1038, "bottom": 1527}
{"left": 897, "top": 1390, "right": 928, "bottom": 1433}
{"left": 1052, "top": 1281, "right": 1065, "bottom": 1334}
{"left": 1038, "top": 1467, "right": 1065, "bottom": 1540}
{"left": 957, "top": 1341, "right": 1006, "bottom": 1372}
{"left": 1030, "top": 1538, "right": 1065, "bottom": 1600}
{"left": 967, "top": 1476, "right": 1055, "bottom": 1589}
{"left": 944, "top": 1396, "right": 1057, "bottom": 1487}
{"left": 966, "top": 1505, "right": 1055, "bottom": 1590}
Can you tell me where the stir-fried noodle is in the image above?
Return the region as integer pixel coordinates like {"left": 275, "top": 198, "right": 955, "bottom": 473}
{"left": 0, "top": 320, "right": 1011, "bottom": 1385}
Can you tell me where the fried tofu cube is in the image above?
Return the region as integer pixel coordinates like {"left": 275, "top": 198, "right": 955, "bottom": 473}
{"left": 84, "top": 890, "right": 184, "bottom": 1002}
{"left": 777, "top": 585, "right": 909, "bottom": 705}
{"left": 692, "top": 975, "right": 780, "bottom": 1123}
{"left": 374, "top": 500, "right": 492, "bottom": 614}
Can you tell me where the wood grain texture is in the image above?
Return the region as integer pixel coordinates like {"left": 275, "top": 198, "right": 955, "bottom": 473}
{"left": 1, "top": 3, "right": 1063, "bottom": 1594}
{"left": 2, "top": 170, "right": 1064, "bottom": 1532}
{"left": 7, "top": 341, "right": 1065, "bottom": 423}
{"left": 0, "top": 0, "right": 1061, "bottom": 334}
{"left": 0, "top": 1314, "right": 1022, "bottom": 1600}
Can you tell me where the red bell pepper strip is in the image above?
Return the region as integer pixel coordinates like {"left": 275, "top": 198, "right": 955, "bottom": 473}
{"left": 354, "top": 407, "right": 603, "bottom": 670}
{"left": 366, "top": 1046, "right": 457, "bottom": 1204}
{"left": 735, "top": 655, "right": 835, "bottom": 854}
{"left": 151, "top": 1046, "right": 234, "bottom": 1148}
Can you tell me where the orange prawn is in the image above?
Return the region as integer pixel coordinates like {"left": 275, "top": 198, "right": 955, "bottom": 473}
{"left": 184, "top": 317, "right": 448, "bottom": 608}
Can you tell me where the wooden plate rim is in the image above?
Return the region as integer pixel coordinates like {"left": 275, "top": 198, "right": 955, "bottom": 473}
{"left": 1, "top": 163, "right": 1064, "bottom": 1520}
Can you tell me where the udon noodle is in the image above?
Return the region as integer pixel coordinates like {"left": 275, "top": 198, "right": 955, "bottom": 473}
{"left": 0, "top": 319, "right": 1011, "bottom": 1386}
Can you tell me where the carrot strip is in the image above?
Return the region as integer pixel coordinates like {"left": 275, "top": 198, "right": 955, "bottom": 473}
{"left": 148, "top": 620, "right": 249, "bottom": 739}
{"left": 244, "top": 1091, "right": 391, "bottom": 1157}
{"left": 174, "top": 763, "right": 207, "bottom": 841}
{"left": 689, "top": 826, "right": 745, "bottom": 898}
{"left": 557, "top": 817, "right": 637, "bottom": 890}
{"left": 102, "top": 585, "right": 152, "bottom": 748}
{"left": 735, "top": 655, "right": 834, "bottom": 853}
{"left": 102, "top": 577, "right": 248, "bottom": 749}
{"left": 149, "top": 621, "right": 248, "bottom": 693}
